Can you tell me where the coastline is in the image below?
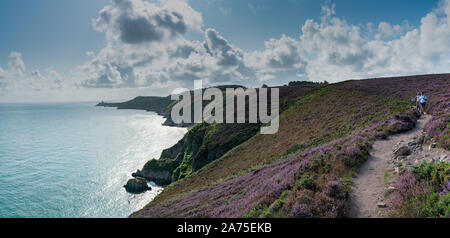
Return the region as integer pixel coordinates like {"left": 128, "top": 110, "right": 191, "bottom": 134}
{"left": 96, "top": 99, "right": 191, "bottom": 214}
{"left": 0, "top": 102, "right": 189, "bottom": 218}
{"left": 97, "top": 96, "right": 192, "bottom": 128}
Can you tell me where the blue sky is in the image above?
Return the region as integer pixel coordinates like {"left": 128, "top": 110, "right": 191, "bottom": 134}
{"left": 0, "top": 0, "right": 109, "bottom": 73}
{"left": 0, "top": 0, "right": 448, "bottom": 102}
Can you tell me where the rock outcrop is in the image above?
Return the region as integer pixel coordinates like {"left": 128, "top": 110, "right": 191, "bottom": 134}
{"left": 124, "top": 177, "right": 152, "bottom": 194}
{"left": 132, "top": 169, "right": 173, "bottom": 186}
{"left": 393, "top": 145, "right": 411, "bottom": 157}
{"left": 390, "top": 124, "right": 450, "bottom": 169}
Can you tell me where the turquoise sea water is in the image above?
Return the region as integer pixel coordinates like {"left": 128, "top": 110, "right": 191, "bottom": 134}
{"left": 0, "top": 102, "right": 187, "bottom": 218}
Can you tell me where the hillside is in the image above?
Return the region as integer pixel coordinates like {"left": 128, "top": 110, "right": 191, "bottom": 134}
{"left": 128, "top": 74, "right": 449, "bottom": 218}
{"left": 129, "top": 84, "right": 322, "bottom": 186}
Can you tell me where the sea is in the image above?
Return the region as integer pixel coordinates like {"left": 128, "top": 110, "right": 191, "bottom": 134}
{"left": 0, "top": 102, "right": 187, "bottom": 218}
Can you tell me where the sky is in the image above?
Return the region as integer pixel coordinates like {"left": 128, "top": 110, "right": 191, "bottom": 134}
{"left": 0, "top": 0, "right": 449, "bottom": 102}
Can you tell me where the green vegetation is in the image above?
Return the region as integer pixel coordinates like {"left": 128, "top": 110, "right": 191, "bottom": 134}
{"left": 288, "top": 81, "right": 328, "bottom": 86}
{"left": 410, "top": 162, "right": 450, "bottom": 191}
{"left": 172, "top": 124, "right": 204, "bottom": 181}
{"left": 383, "top": 169, "right": 393, "bottom": 186}
{"left": 143, "top": 158, "right": 179, "bottom": 173}
{"left": 390, "top": 162, "right": 450, "bottom": 218}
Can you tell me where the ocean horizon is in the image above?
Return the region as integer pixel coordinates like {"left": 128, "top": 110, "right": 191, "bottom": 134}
{"left": 0, "top": 102, "right": 187, "bottom": 218}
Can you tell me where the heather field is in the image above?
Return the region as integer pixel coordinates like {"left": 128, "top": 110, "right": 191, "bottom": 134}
{"left": 340, "top": 74, "right": 450, "bottom": 150}
{"left": 132, "top": 74, "right": 449, "bottom": 218}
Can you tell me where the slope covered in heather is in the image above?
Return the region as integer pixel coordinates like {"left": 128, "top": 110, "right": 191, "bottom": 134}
{"left": 132, "top": 74, "right": 449, "bottom": 218}
{"left": 129, "top": 84, "right": 323, "bottom": 186}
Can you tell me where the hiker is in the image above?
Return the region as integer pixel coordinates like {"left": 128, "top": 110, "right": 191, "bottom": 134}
{"left": 416, "top": 92, "right": 421, "bottom": 110}
{"left": 419, "top": 92, "right": 427, "bottom": 114}
{"left": 411, "top": 92, "right": 421, "bottom": 112}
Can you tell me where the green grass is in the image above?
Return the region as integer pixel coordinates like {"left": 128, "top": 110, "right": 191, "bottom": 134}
{"left": 383, "top": 169, "right": 394, "bottom": 186}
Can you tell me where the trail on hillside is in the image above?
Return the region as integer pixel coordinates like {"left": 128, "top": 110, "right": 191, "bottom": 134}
{"left": 348, "top": 114, "right": 434, "bottom": 218}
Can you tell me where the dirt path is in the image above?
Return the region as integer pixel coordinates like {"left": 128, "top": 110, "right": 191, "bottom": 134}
{"left": 348, "top": 114, "right": 432, "bottom": 218}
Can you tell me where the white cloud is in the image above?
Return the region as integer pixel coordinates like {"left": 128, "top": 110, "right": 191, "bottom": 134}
{"left": 0, "top": 67, "right": 7, "bottom": 90}
{"left": 162, "top": 29, "right": 254, "bottom": 85}
{"left": 245, "top": 34, "right": 304, "bottom": 83}
{"left": 0, "top": 52, "right": 67, "bottom": 93}
{"left": 93, "top": 0, "right": 202, "bottom": 44}
{"left": 86, "top": 51, "right": 95, "bottom": 58}
{"left": 77, "top": 0, "right": 256, "bottom": 89}
{"left": 7, "top": 52, "right": 26, "bottom": 77}
{"left": 299, "top": 16, "right": 374, "bottom": 81}
{"left": 30, "top": 68, "right": 65, "bottom": 91}
{"left": 0, "top": 52, "right": 26, "bottom": 91}
{"left": 161, "top": 0, "right": 203, "bottom": 31}
{"left": 321, "top": 0, "right": 335, "bottom": 20}
{"left": 77, "top": 0, "right": 450, "bottom": 89}
{"left": 247, "top": 0, "right": 450, "bottom": 83}
{"left": 246, "top": 35, "right": 303, "bottom": 71}
{"left": 377, "top": 22, "right": 403, "bottom": 38}
{"left": 0, "top": 66, "right": 6, "bottom": 79}
{"left": 6, "top": 0, "right": 449, "bottom": 98}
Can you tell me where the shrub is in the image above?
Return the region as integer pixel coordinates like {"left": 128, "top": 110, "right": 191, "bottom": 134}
{"left": 289, "top": 203, "right": 313, "bottom": 218}
{"left": 410, "top": 162, "right": 450, "bottom": 191}
{"left": 296, "top": 174, "right": 317, "bottom": 191}
{"left": 424, "top": 114, "right": 450, "bottom": 150}
{"left": 390, "top": 163, "right": 450, "bottom": 218}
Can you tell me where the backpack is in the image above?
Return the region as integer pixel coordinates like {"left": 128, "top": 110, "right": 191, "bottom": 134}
{"left": 420, "top": 96, "right": 427, "bottom": 103}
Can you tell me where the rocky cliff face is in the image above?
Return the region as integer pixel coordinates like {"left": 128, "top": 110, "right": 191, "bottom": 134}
{"left": 135, "top": 122, "right": 262, "bottom": 186}
{"left": 132, "top": 168, "right": 173, "bottom": 186}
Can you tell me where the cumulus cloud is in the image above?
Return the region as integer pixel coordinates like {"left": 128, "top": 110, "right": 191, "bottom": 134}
{"left": 0, "top": 52, "right": 26, "bottom": 90}
{"left": 93, "top": 0, "right": 202, "bottom": 44}
{"left": 0, "top": 67, "right": 7, "bottom": 89}
{"left": 30, "top": 68, "right": 65, "bottom": 91}
{"left": 77, "top": 0, "right": 450, "bottom": 89}
{"left": 248, "top": 0, "right": 450, "bottom": 83}
{"left": 204, "top": 28, "right": 243, "bottom": 67}
{"left": 299, "top": 14, "right": 374, "bottom": 81}
{"left": 78, "top": 0, "right": 255, "bottom": 88}
{"left": 162, "top": 29, "right": 254, "bottom": 84}
{"left": 7, "top": 52, "right": 26, "bottom": 77}
{"left": 376, "top": 22, "right": 405, "bottom": 39}
{"left": 0, "top": 66, "right": 6, "bottom": 79}
{"left": 0, "top": 52, "right": 66, "bottom": 93}
{"left": 245, "top": 34, "right": 305, "bottom": 83}
{"left": 246, "top": 35, "right": 304, "bottom": 71}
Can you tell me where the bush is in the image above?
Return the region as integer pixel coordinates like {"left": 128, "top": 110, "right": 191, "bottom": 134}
{"left": 296, "top": 174, "right": 317, "bottom": 191}
{"left": 390, "top": 163, "right": 450, "bottom": 218}
{"left": 424, "top": 114, "right": 450, "bottom": 150}
{"left": 410, "top": 162, "right": 450, "bottom": 191}
{"left": 289, "top": 203, "right": 313, "bottom": 218}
